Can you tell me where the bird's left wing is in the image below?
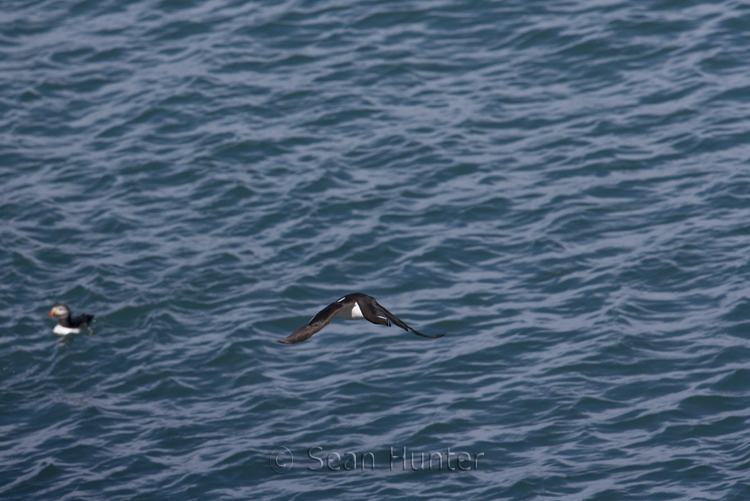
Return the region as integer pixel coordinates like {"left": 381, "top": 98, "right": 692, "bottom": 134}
{"left": 278, "top": 300, "right": 348, "bottom": 344}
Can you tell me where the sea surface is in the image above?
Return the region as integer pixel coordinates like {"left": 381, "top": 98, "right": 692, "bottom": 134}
{"left": 2, "top": 0, "right": 750, "bottom": 499}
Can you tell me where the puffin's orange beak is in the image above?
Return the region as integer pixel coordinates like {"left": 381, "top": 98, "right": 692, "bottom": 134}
{"left": 48, "top": 309, "right": 56, "bottom": 317}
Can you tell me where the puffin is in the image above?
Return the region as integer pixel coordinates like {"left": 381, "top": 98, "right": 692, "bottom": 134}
{"left": 48, "top": 304, "right": 94, "bottom": 335}
{"left": 279, "top": 293, "right": 445, "bottom": 344}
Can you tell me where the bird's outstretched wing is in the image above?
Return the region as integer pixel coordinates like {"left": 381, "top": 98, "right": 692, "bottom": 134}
{"left": 371, "top": 300, "right": 445, "bottom": 339}
{"left": 278, "top": 300, "right": 348, "bottom": 344}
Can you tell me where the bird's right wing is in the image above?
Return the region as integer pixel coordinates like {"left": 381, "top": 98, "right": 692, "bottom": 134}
{"left": 375, "top": 302, "right": 445, "bottom": 339}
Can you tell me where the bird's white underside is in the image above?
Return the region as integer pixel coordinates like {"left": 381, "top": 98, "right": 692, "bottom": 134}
{"left": 335, "top": 301, "right": 365, "bottom": 320}
{"left": 53, "top": 324, "right": 80, "bottom": 335}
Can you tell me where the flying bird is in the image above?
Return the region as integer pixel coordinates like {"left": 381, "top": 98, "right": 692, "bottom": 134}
{"left": 279, "top": 293, "right": 444, "bottom": 344}
{"left": 48, "top": 304, "right": 94, "bottom": 335}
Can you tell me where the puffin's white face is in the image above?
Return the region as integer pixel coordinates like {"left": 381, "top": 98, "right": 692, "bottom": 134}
{"left": 48, "top": 305, "right": 70, "bottom": 318}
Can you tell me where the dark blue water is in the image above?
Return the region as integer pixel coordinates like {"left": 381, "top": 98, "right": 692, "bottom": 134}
{"left": 2, "top": 0, "right": 750, "bottom": 499}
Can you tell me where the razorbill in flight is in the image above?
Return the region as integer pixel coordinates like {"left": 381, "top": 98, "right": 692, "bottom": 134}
{"left": 279, "top": 293, "right": 444, "bottom": 344}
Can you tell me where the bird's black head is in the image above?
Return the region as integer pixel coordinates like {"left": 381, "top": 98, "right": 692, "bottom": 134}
{"left": 48, "top": 304, "right": 71, "bottom": 319}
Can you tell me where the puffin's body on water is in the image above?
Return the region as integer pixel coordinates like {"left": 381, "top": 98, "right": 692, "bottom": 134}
{"left": 279, "top": 293, "right": 444, "bottom": 344}
{"left": 48, "top": 304, "right": 94, "bottom": 335}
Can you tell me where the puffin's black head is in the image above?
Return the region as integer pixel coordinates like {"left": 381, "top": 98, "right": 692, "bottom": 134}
{"left": 48, "top": 304, "right": 71, "bottom": 319}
